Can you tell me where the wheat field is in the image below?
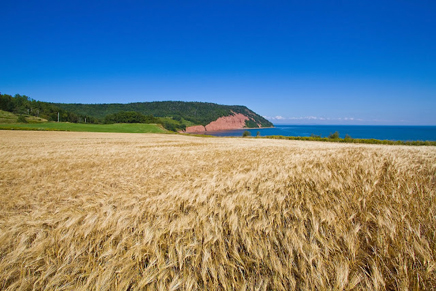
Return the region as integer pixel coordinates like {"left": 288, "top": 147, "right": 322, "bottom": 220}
{"left": 0, "top": 131, "right": 435, "bottom": 290}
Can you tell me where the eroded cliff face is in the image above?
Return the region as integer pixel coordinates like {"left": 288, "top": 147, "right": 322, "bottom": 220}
{"left": 184, "top": 113, "right": 250, "bottom": 133}
{"left": 206, "top": 113, "right": 249, "bottom": 131}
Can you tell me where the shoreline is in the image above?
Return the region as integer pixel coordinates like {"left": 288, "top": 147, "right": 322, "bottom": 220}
{"left": 1, "top": 123, "right": 434, "bottom": 145}
{"left": 183, "top": 125, "right": 275, "bottom": 134}
{"left": 196, "top": 124, "right": 436, "bottom": 142}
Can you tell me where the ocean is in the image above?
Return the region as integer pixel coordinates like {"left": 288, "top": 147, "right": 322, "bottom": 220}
{"left": 204, "top": 125, "right": 436, "bottom": 141}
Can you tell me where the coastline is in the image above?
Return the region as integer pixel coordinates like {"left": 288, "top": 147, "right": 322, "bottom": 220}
{"left": 195, "top": 124, "right": 436, "bottom": 142}
{"left": 183, "top": 125, "right": 274, "bottom": 134}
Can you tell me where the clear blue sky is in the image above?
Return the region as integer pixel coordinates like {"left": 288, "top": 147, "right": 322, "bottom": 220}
{"left": 2, "top": 0, "right": 435, "bottom": 125}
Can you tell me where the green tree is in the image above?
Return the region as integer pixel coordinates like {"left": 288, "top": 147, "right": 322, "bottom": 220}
{"left": 328, "top": 131, "right": 340, "bottom": 139}
{"left": 242, "top": 130, "right": 251, "bottom": 137}
{"left": 17, "top": 115, "right": 28, "bottom": 123}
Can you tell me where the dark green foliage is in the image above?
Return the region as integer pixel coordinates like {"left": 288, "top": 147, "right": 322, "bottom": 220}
{"left": 104, "top": 111, "right": 159, "bottom": 124}
{"left": 103, "top": 111, "right": 185, "bottom": 132}
{"left": 162, "top": 121, "right": 177, "bottom": 132}
{"left": 0, "top": 93, "right": 98, "bottom": 124}
{"left": 345, "top": 134, "right": 352, "bottom": 139}
{"left": 244, "top": 119, "right": 258, "bottom": 128}
{"left": 256, "top": 131, "right": 260, "bottom": 137}
{"left": 328, "top": 131, "right": 340, "bottom": 139}
{"left": 1, "top": 93, "right": 273, "bottom": 130}
{"left": 17, "top": 115, "right": 28, "bottom": 123}
{"left": 0, "top": 94, "right": 14, "bottom": 112}
{"left": 54, "top": 101, "right": 274, "bottom": 128}
{"left": 172, "top": 115, "right": 182, "bottom": 122}
{"left": 242, "top": 130, "right": 251, "bottom": 137}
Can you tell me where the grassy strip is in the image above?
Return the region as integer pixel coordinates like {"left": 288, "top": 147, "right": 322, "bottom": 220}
{"left": 0, "top": 122, "right": 167, "bottom": 133}
{"left": 261, "top": 135, "right": 436, "bottom": 146}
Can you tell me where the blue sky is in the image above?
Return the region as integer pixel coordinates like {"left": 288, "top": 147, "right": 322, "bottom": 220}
{"left": 1, "top": 0, "right": 435, "bottom": 125}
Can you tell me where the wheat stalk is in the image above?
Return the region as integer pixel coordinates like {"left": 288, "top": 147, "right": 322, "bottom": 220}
{"left": 0, "top": 131, "right": 435, "bottom": 290}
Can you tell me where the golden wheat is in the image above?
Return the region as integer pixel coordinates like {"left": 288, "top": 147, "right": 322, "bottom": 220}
{"left": 0, "top": 131, "right": 435, "bottom": 290}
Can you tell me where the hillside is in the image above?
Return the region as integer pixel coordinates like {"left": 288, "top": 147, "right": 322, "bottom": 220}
{"left": 0, "top": 110, "right": 47, "bottom": 123}
{"left": 55, "top": 101, "right": 273, "bottom": 129}
{"left": 0, "top": 110, "right": 18, "bottom": 123}
{"left": 1, "top": 93, "right": 273, "bottom": 131}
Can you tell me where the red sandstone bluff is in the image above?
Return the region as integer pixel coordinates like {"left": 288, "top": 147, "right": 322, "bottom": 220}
{"left": 184, "top": 113, "right": 252, "bottom": 133}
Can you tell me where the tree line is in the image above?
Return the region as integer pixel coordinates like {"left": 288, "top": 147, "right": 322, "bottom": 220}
{"left": 54, "top": 101, "right": 273, "bottom": 127}
{"left": 103, "top": 111, "right": 186, "bottom": 131}
{"left": 0, "top": 93, "right": 187, "bottom": 131}
{"left": 0, "top": 93, "right": 273, "bottom": 131}
{"left": 0, "top": 93, "right": 98, "bottom": 123}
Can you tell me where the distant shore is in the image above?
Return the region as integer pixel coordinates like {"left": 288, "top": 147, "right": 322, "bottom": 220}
{"left": 202, "top": 124, "right": 436, "bottom": 142}
{"left": 1, "top": 122, "right": 434, "bottom": 146}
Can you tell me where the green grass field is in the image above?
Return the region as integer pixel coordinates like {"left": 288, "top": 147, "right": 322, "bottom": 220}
{"left": 0, "top": 122, "right": 167, "bottom": 133}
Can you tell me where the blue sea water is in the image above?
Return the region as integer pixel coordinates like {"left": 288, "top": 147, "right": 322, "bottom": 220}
{"left": 204, "top": 125, "right": 436, "bottom": 141}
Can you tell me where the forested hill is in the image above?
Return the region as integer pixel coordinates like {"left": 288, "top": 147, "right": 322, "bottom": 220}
{"left": 0, "top": 93, "right": 273, "bottom": 131}
{"left": 55, "top": 101, "right": 273, "bottom": 127}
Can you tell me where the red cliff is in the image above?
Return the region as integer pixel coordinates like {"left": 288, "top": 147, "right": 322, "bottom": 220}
{"left": 185, "top": 113, "right": 250, "bottom": 133}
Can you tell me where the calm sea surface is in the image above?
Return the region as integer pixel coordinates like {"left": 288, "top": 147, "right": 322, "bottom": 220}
{"left": 204, "top": 125, "right": 436, "bottom": 141}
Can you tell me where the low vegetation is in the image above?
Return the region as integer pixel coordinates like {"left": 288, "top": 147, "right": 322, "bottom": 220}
{"left": 0, "top": 110, "right": 19, "bottom": 123}
{"left": 1, "top": 131, "right": 435, "bottom": 290}
{"left": 242, "top": 130, "right": 251, "bottom": 137}
{"left": 265, "top": 134, "right": 436, "bottom": 146}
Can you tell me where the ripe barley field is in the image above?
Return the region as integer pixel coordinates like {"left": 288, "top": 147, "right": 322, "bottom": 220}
{"left": 0, "top": 131, "right": 435, "bottom": 290}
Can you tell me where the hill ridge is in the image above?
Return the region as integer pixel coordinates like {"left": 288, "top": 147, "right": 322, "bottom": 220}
{"left": 0, "top": 93, "right": 273, "bottom": 131}
{"left": 54, "top": 100, "right": 274, "bottom": 129}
